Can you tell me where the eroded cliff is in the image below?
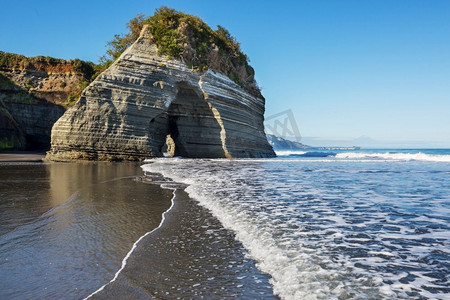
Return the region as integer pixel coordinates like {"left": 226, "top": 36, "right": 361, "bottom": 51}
{"left": 46, "top": 25, "right": 275, "bottom": 160}
{"left": 0, "top": 52, "right": 94, "bottom": 150}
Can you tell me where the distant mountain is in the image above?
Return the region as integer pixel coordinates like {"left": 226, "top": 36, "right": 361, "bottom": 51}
{"left": 276, "top": 135, "right": 449, "bottom": 149}
{"left": 350, "top": 135, "right": 381, "bottom": 147}
{"left": 267, "top": 134, "right": 312, "bottom": 150}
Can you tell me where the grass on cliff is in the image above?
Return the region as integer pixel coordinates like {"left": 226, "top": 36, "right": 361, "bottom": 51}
{"left": 0, "top": 73, "right": 15, "bottom": 87}
{"left": 0, "top": 51, "right": 100, "bottom": 82}
{"left": 0, "top": 7, "right": 262, "bottom": 98}
{"left": 0, "top": 52, "right": 101, "bottom": 106}
{"left": 100, "top": 7, "right": 262, "bottom": 98}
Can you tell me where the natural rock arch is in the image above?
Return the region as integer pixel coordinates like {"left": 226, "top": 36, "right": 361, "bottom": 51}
{"left": 163, "top": 82, "right": 223, "bottom": 157}
{"left": 45, "top": 25, "right": 275, "bottom": 161}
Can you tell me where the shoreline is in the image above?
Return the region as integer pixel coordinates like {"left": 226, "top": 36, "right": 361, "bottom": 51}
{"left": 0, "top": 161, "right": 276, "bottom": 298}
{"left": 90, "top": 172, "right": 277, "bottom": 299}
{"left": 0, "top": 162, "right": 174, "bottom": 299}
{"left": 0, "top": 151, "right": 46, "bottom": 162}
{"left": 86, "top": 181, "right": 178, "bottom": 299}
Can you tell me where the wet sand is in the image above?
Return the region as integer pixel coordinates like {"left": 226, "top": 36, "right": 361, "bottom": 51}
{"left": 1, "top": 162, "right": 277, "bottom": 298}
{"left": 0, "top": 162, "right": 173, "bottom": 299}
{"left": 0, "top": 151, "right": 45, "bottom": 162}
{"left": 90, "top": 183, "right": 277, "bottom": 299}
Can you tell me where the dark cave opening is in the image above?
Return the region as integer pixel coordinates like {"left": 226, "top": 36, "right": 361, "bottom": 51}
{"left": 161, "top": 83, "right": 224, "bottom": 158}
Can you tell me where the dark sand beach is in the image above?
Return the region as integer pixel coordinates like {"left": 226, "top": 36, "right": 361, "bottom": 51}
{"left": 91, "top": 178, "right": 276, "bottom": 299}
{"left": 0, "top": 162, "right": 276, "bottom": 299}
{"left": 0, "top": 151, "right": 45, "bottom": 162}
{"left": 0, "top": 163, "right": 172, "bottom": 298}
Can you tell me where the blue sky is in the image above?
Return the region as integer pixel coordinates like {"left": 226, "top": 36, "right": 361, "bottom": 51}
{"left": 1, "top": 0, "right": 449, "bottom": 147}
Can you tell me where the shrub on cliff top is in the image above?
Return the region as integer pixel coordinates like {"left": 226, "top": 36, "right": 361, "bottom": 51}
{"left": 101, "top": 7, "right": 261, "bottom": 98}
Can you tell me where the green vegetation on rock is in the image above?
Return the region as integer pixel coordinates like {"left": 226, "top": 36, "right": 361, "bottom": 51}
{"left": 101, "top": 7, "right": 262, "bottom": 97}
{"left": 1, "top": 7, "right": 262, "bottom": 98}
{"left": 0, "top": 51, "right": 98, "bottom": 82}
{"left": 0, "top": 137, "right": 18, "bottom": 150}
{"left": 2, "top": 91, "right": 40, "bottom": 105}
{"left": 0, "top": 52, "right": 62, "bottom": 68}
{"left": 0, "top": 73, "right": 15, "bottom": 87}
{"left": 0, "top": 52, "right": 99, "bottom": 107}
{"left": 67, "top": 92, "right": 80, "bottom": 106}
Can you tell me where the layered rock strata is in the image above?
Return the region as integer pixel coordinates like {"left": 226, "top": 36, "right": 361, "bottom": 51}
{"left": 46, "top": 26, "right": 275, "bottom": 160}
{"left": 0, "top": 56, "right": 89, "bottom": 150}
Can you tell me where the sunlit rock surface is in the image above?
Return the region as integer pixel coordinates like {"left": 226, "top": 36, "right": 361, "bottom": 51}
{"left": 0, "top": 59, "right": 84, "bottom": 150}
{"left": 46, "top": 26, "right": 274, "bottom": 160}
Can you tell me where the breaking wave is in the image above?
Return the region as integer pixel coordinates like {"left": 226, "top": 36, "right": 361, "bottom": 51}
{"left": 336, "top": 152, "right": 450, "bottom": 162}
{"left": 142, "top": 158, "right": 450, "bottom": 299}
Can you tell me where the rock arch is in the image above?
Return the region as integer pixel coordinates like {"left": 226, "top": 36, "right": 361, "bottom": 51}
{"left": 45, "top": 25, "right": 275, "bottom": 161}
{"left": 164, "top": 82, "right": 223, "bottom": 158}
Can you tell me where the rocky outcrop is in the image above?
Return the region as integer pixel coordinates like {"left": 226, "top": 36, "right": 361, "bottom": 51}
{"left": 267, "top": 134, "right": 312, "bottom": 151}
{"left": 0, "top": 54, "right": 91, "bottom": 150}
{"left": 46, "top": 25, "right": 275, "bottom": 161}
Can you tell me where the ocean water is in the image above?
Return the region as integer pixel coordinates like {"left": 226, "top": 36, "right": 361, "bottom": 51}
{"left": 142, "top": 149, "right": 450, "bottom": 299}
{"left": 1, "top": 150, "right": 449, "bottom": 299}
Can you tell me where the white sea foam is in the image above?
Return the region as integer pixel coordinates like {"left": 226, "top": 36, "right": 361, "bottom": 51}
{"left": 336, "top": 151, "right": 450, "bottom": 162}
{"left": 142, "top": 158, "right": 450, "bottom": 300}
{"left": 275, "top": 150, "right": 307, "bottom": 156}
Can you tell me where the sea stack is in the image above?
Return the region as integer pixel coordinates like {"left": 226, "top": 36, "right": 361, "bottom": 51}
{"left": 46, "top": 16, "right": 275, "bottom": 160}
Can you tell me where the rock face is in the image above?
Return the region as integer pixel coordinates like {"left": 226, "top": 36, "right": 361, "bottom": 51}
{"left": 267, "top": 134, "right": 312, "bottom": 151}
{"left": 0, "top": 100, "right": 26, "bottom": 150}
{"left": 0, "top": 55, "right": 89, "bottom": 150}
{"left": 46, "top": 26, "right": 275, "bottom": 160}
